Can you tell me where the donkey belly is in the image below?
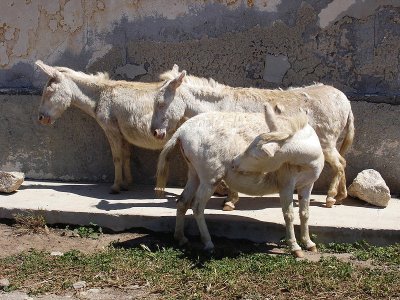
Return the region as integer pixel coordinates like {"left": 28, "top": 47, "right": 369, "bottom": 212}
{"left": 224, "top": 170, "right": 278, "bottom": 196}
{"left": 119, "top": 120, "right": 166, "bottom": 150}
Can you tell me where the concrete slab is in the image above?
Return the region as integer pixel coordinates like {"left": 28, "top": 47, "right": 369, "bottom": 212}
{"left": 0, "top": 180, "right": 399, "bottom": 245}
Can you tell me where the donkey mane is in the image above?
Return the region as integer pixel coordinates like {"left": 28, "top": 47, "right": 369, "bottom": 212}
{"left": 160, "top": 69, "right": 226, "bottom": 92}
{"left": 56, "top": 66, "right": 164, "bottom": 90}
{"left": 159, "top": 69, "right": 324, "bottom": 98}
{"left": 55, "top": 67, "right": 110, "bottom": 81}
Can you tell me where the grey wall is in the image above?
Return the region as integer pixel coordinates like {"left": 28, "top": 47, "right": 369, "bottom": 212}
{"left": 1, "top": 0, "right": 399, "bottom": 193}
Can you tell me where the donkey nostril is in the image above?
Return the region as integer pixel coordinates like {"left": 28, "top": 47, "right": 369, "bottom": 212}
{"left": 38, "top": 115, "right": 43, "bottom": 121}
{"left": 153, "top": 130, "right": 158, "bottom": 137}
{"left": 231, "top": 160, "right": 237, "bottom": 170}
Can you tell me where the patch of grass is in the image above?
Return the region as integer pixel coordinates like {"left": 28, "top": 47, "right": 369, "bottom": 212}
{"left": 0, "top": 244, "right": 399, "bottom": 299}
{"left": 66, "top": 223, "right": 103, "bottom": 239}
{"left": 13, "top": 212, "right": 47, "bottom": 233}
{"left": 319, "top": 241, "right": 400, "bottom": 266}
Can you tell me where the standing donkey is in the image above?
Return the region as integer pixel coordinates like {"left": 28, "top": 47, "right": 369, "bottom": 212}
{"left": 156, "top": 105, "right": 324, "bottom": 257}
{"left": 151, "top": 65, "right": 354, "bottom": 208}
{"left": 35, "top": 61, "right": 171, "bottom": 193}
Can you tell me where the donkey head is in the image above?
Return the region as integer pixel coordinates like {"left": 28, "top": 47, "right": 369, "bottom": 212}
{"left": 35, "top": 61, "right": 73, "bottom": 125}
{"left": 151, "top": 67, "right": 186, "bottom": 139}
{"left": 232, "top": 133, "right": 288, "bottom": 174}
{"left": 232, "top": 104, "right": 289, "bottom": 174}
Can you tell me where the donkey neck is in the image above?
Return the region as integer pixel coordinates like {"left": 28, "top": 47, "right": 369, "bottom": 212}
{"left": 68, "top": 77, "right": 101, "bottom": 118}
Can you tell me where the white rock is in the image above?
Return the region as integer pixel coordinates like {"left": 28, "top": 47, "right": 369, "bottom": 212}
{"left": 50, "top": 251, "right": 64, "bottom": 256}
{"left": 0, "top": 278, "right": 10, "bottom": 288}
{"left": 73, "top": 281, "right": 87, "bottom": 290}
{"left": 348, "top": 169, "right": 391, "bottom": 207}
{"left": 0, "top": 171, "right": 24, "bottom": 193}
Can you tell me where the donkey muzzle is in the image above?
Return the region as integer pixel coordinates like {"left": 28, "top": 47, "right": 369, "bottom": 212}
{"left": 38, "top": 114, "right": 52, "bottom": 125}
{"left": 153, "top": 128, "right": 166, "bottom": 140}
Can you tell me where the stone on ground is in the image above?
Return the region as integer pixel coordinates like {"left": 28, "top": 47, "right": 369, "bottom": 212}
{"left": 0, "top": 278, "right": 10, "bottom": 289}
{"left": 0, "top": 171, "right": 24, "bottom": 193}
{"left": 348, "top": 169, "right": 391, "bottom": 207}
{"left": 73, "top": 281, "right": 87, "bottom": 290}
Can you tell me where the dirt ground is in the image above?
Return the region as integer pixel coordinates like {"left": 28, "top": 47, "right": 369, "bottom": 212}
{"left": 0, "top": 221, "right": 287, "bottom": 299}
{"left": 0, "top": 222, "right": 144, "bottom": 258}
{"left": 0, "top": 221, "right": 164, "bottom": 299}
{"left": 0, "top": 221, "right": 376, "bottom": 300}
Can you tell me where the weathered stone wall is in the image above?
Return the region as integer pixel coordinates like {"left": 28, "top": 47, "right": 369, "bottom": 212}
{"left": 1, "top": 0, "right": 399, "bottom": 193}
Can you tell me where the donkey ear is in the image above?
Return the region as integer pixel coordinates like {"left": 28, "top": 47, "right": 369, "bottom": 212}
{"left": 260, "top": 142, "right": 280, "bottom": 157}
{"left": 35, "top": 60, "right": 61, "bottom": 79}
{"left": 172, "top": 64, "right": 179, "bottom": 72}
{"left": 274, "top": 104, "right": 285, "bottom": 114}
{"left": 168, "top": 70, "right": 186, "bottom": 90}
{"left": 264, "top": 103, "right": 278, "bottom": 131}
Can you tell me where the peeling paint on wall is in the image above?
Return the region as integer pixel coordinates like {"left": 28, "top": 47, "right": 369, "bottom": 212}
{"left": 115, "top": 64, "right": 147, "bottom": 80}
{"left": 318, "top": 0, "right": 356, "bottom": 28}
{"left": 318, "top": 0, "right": 400, "bottom": 28}
{"left": 0, "top": 0, "right": 398, "bottom": 98}
{"left": 263, "top": 54, "right": 291, "bottom": 83}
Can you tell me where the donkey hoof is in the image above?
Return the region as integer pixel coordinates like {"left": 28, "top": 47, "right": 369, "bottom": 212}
{"left": 120, "top": 184, "right": 130, "bottom": 191}
{"left": 223, "top": 201, "right": 235, "bottom": 211}
{"left": 307, "top": 246, "right": 318, "bottom": 253}
{"left": 293, "top": 250, "right": 305, "bottom": 258}
{"left": 175, "top": 236, "right": 189, "bottom": 247}
{"left": 110, "top": 187, "right": 120, "bottom": 194}
{"left": 325, "top": 197, "right": 336, "bottom": 208}
{"left": 203, "top": 246, "right": 215, "bottom": 256}
{"left": 335, "top": 199, "right": 344, "bottom": 205}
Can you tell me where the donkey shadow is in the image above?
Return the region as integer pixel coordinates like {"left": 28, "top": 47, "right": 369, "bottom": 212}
{"left": 19, "top": 182, "right": 172, "bottom": 201}
{"left": 19, "top": 181, "right": 370, "bottom": 210}
{"left": 95, "top": 193, "right": 286, "bottom": 211}
{"left": 111, "top": 222, "right": 287, "bottom": 264}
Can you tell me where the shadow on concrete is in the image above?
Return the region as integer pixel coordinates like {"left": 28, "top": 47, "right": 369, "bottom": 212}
{"left": 19, "top": 182, "right": 177, "bottom": 201}
{"left": 0, "top": 191, "right": 18, "bottom": 196}
{"left": 340, "top": 196, "right": 387, "bottom": 209}
{"left": 95, "top": 198, "right": 178, "bottom": 210}
{"left": 18, "top": 181, "right": 378, "bottom": 211}
{"left": 94, "top": 196, "right": 287, "bottom": 211}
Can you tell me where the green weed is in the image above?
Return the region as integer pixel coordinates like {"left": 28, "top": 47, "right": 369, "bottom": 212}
{"left": 0, "top": 244, "right": 398, "bottom": 299}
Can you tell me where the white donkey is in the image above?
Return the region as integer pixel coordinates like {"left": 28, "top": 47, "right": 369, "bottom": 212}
{"left": 156, "top": 104, "right": 324, "bottom": 257}
{"left": 151, "top": 65, "right": 354, "bottom": 208}
{"left": 35, "top": 61, "right": 171, "bottom": 193}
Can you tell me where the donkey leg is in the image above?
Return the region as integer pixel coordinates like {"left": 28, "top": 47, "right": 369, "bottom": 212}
{"left": 192, "top": 183, "right": 216, "bottom": 252}
{"left": 298, "top": 184, "right": 317, "bottom": 252}
{"left": 179, "top": 164, "right": 199, "bottom": 204}
{"left": 223, "top": 190, "right": 239, "bottom": 211}
{"left": 323, "top": 148, "right": 345, "bottom": 208}
{"left": 279, "top": 181, "right": 303, "bottom": 258}
{"left": 215, "top": 180, "right": 239, "bottom": 212}
{"left": 335, "top": 155, "right": 348, "bottom": 205}
{"left": 121, "top": 140, "right": 132, "bottom": 190}
{"left": 175, "top": 165, "right": 200, "bottom": 246}
{"left": 175, "top": 200, "right": 191, "bottom": 246}
{"left": 103, "top": 130, "right": 124, "bottom": 194}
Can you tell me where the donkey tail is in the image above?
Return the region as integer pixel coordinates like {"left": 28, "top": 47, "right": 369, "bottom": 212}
{"left": 339, "top": 109, "right": 355, "bottom": 156}
{"left": 156, "top": 134, "right": 179, "bottom": 197}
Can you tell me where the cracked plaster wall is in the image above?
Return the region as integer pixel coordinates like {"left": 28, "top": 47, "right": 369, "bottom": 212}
{"left": 0, "top": 0, "right": 400, "bottom": 193}
{"left": 0, "top": 0, "right": 399, "bottom": 96}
